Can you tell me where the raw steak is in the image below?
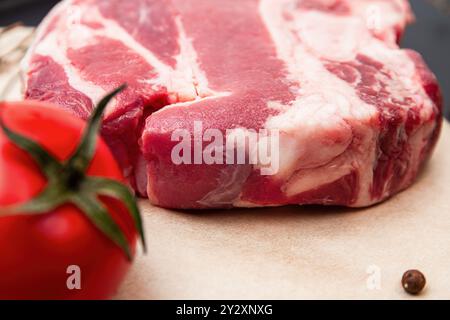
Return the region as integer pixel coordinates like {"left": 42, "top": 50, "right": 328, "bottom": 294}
{"left": 23, "top": 0, "right": 443, "bottom": 209}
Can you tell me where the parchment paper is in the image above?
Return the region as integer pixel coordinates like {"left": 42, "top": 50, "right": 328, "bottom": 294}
{"left": 116, "top": 122, "right": 450, "bottom": 300}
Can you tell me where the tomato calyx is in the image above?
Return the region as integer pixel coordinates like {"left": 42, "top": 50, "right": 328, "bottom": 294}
{"left": 0, "top": 85, "right": 146, "bottom": 261}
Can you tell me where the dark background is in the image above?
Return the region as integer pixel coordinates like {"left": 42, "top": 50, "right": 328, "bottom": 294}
{"left": 0, "top": 0, "right": 449, "bottom": 120}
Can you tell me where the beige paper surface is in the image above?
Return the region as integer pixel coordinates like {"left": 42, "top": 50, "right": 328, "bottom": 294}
{"left": 116, "top": 122, "right": 450, "bottom": 300}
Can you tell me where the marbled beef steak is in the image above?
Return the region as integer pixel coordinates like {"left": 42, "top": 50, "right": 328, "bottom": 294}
{"left": 23, "top": 0, "right": 442, "bottom": 209}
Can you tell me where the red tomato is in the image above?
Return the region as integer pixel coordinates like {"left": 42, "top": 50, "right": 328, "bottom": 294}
{"left": 0, "top": 100, "right": 138, "bottom": 299}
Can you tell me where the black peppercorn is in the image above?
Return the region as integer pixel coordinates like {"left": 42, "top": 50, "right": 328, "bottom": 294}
{"left": 402, "top": 270, "right": 426, "bottom": 295}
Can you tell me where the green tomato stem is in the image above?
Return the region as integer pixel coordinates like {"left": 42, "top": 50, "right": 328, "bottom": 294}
{"left": 0, "top": 84, "right": 145, "bottom": 261}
